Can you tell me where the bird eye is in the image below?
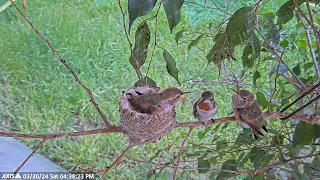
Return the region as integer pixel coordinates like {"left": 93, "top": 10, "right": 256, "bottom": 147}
{"left": 243, "top": 97, "right": 247, "bottom": 100}
{"left": 176, "top": 95, "right": 180, "bottom": 99}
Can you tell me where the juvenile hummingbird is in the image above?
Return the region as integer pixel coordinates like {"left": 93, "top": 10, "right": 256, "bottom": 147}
{"left": 231, "top": 89, "right": 267, "bottom": 139}
{"left": 193, "top": 91, "right": 217, "bottom": 124}
{"left": 128, "top": 87, "right": 189, "bottom": 115}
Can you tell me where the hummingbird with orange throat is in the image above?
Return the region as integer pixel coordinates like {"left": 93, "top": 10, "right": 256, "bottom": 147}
{"left": 231, "top": 89, "right": 267, "bottom": 139}
{"left": 193, "top": 91, "right": 217, "bottom": 124}
{"left": 128, "top": 87, "right": 190, "bottom": 115}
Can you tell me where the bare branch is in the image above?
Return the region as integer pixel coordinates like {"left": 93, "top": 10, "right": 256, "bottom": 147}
{"left": 0, "top": 127, "right": 122, "bottom": 139}
{"left": 146, "top": 3, "right": 162, "bottom": 77}
{"left": 9, "top": 0, "right": 112, "bottom": 129}
{"left": 13, "top": 138, "right": 48, "bottom": 176}
{"left": 118, "top": 0, "right": 143, "bottom": 79}
{"left": 98, "top": 144, "right": 134, "bottom": 179}
{"left": 255, "top": 27, "right": 305, "bottom": 88}
{"left": 172, "top": 128, "right": 193, "bottom": 180}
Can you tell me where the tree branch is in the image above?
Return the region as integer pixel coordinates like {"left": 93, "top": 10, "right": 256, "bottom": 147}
{"left": 13, "top": 138, "right": 48, "bottom": 177}
{"left": 98, "top": 144, "right": 134, "bottom": 179}
{"left": 172, "top": 127, "right": 193, "bottom": 180}
{"left": 118, "top": 0, "right": 143, "bottom": 79}
{"left": 9, "top": 0, "right": 112, "bottom": 129}
{"left": 0, "top": 127, "right": 122, "bottom": 139}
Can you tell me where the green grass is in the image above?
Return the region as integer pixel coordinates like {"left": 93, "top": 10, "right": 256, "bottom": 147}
{"left": 0, "top": 0, "right": 309, "bottom": 179}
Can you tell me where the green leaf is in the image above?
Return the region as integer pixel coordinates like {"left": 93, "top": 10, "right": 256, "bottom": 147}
{"left": 236, "top": 128, "right": 252, "bottom": 143}
{"left": 276, "top": 1, "right": 294, "bottom": 25}
{"left": 250, "top": 148, "right": 266, "bottom": 168}
{"left": 206, "top": 33, "right": 234, "bottom": 68}
{"left": 128, "top": 0, "right": 157, "bottom": 32}
{"left": 280, "top": 40, "right": 289, "bottom": 48}
{"left": 134, "top": 76, "right": 157, "bottom": 87}
{"left": 253, "top": 71, "right": 261, "bottom": 86}
{"left": 188, "top": 34, "right": 203, "bottom": 50}
{"left": 266, "top": 15, "right": 280, "bottom": 47}
{"left": 304, "top": 62, "right": 313, "bottom": 71}
{"left": 293, "top": 63, "right": 300, "bottom": 76}
{"left": 276, "top": 0, "right": 309, "bottom": 25}
{"left": 175, "top": 30, "right": 184, "bottom": 45}
{"left": 162, "top": 0, "right": 184, "bottom": 33}
{"left": 293, "top": 122, "right": 314, "bottom": 147}
{"left": 256, "top": 92, "right": 268, "bottom": 110}
{"left": 216, "top": 159, "right": 237, "bottom": 179}
{"left": 297, "top": 39, "right": 307, "bottom": 48}
{"left": 163, "top": 49, "right": 181, "bottom": 85}
{"left": 313, "top": 124, "right": 320, "bottom": 141}
{"left": 197, "top": 159, "right": 210, "bottom": 173}
{"left": 242, "top": 32, "right": 260, "bottom": 68}
{"left": 216, "top": 140, "right": 228, "bottom": 151}
{"left": 262, "top": 153, "right": 274, "bottom": 166}
{"left": 129, "top": 21, "right": 151, "bottom": 71}
{"left": 226, "top": 6, "right": 256, "bottom": 46}
{"left": 213, "top": 33, "right": 226, "bottom": 42}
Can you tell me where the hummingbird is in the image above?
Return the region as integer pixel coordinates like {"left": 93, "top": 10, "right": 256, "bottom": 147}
{"left": 193, "top": 91, "right": 217, "bottom": 124}
{"left": 231, "top": 89, "right": 267, "bottom": 139}
{"left": 128, "top": 87, "right": 189, "bottom": 115}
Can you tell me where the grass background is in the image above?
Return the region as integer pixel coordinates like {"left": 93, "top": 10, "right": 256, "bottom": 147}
{"left": 0, "top": 0, "right": 298, "bottom": 179}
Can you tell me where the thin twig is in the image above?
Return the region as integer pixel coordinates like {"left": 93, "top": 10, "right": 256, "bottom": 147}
{"left": 146, "top": 3, "right": 161, "bottom": 77}
{"left": 255, "top": 27, "right": 305, "bottom": 88}
{"left": 280, "top": 82, "right": 320, "bottom": 113}
{"left": 172, "top": 127, "right": 193, "bottom": 180}
{"left": 118, "top": 0, "right": 143, "bottom": 79}
{"left": 295, "top": 8, "right": 320, "bottom": 80}
{"left": 268, "top": 62, "right": 280, "bottom": 112}
{"left": 0, "top": 127, "right": 122, "bottom": 139}
{"left": 9, "top": 0, "right": 112, "bottom": 129}
{"left": 13, "top": 138, "right": 48, "bottom": 176}
{"left": 98, "top": 143, "right": 134, "bottom": 179}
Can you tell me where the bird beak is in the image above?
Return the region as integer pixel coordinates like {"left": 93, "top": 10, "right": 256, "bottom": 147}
{"left": 183, "top": 91, "right": 192, "bottom": 94}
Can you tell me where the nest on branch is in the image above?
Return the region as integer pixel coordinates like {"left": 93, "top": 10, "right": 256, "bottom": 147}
{"left": 119, "top": 85, "right": 177, "bottom": 145}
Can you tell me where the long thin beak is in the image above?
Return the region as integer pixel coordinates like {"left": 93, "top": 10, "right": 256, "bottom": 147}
{"left": 183, "top": 91, "right": 192, "bottom": 94}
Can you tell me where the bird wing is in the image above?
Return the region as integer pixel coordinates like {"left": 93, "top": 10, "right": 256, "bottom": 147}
{"left": 232, "top": 102, "right": 242, "bottom": 122}
{"left": 193, "top": 101, "right": 199, "bottom": 119}
{"left": 238, "top": 107, "right": 264, "bottom": 137}
{"left": 128, "top": 95, "right": 155, "bottom": 114}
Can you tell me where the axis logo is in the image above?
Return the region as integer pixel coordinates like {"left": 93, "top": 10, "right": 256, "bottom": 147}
{"left": 1, "top": 173, "right": 21, "bottom": 179}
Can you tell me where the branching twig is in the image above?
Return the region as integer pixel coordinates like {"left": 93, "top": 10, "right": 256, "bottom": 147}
{"left": 172, "top": 127, "right": 193, "bottom": 180}
{"left": 98, "top": 143, "right": 134, "bottom": 180}
{"left": 0, "top": 127, "right": 122, "bottom": 139}
{"left": 118, "top": 0, "right": 143, "bottom": 79}
{"left": 13, "top": 138, "right": 48, "bottom": 176}
{"left": 146, "top": 3, "right": 161, "bottom": 77}
{"left": 223, "top": 152, "right": 320, "bottom": 179}
{"left": 255, "top": 27, "right": 305, "bottom": 88}
{"left": 9, "top": 0, "right": 112, "bottom": 129}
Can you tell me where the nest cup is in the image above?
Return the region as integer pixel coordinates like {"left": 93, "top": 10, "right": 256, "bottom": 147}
{"left": 119, "top": 85, "right": 177, "bottom": 145}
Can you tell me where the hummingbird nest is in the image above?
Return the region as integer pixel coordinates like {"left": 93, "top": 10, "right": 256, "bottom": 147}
{"left": 119, "top": 85, "right": 177, "bottom": 145}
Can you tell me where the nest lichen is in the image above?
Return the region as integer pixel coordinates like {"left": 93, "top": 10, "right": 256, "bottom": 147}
{"left": 119, "top": 85, "right": 177, "bottom": 145}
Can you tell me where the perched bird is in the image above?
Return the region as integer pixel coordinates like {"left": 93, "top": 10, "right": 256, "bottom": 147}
{"left": 193, "top": 91, "right": 217, "bottom": 124}
{"left": 231, "top": 89, "right": 267, "bottom": 139}
{"left": 128, "top": 87, "right": 189, "bottom": 115}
